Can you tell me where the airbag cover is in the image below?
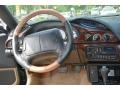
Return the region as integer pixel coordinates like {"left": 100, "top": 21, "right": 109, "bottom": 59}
{"left": 22, "top": 28, "right": 64, "bottom": 56}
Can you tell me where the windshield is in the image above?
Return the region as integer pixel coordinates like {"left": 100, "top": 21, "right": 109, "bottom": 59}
{"left": 7, "top": 5, "right": 120, "bottom": 24}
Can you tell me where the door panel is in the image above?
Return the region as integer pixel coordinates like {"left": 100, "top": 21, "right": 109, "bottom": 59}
{"left": 0, "top": 68, "right": 19, "bottom": 85}
{"left": 0, "top": 34, "right": 20, "bottom": 85}
{"left": 0, "top": 35, "right": 16, "bottom": 68}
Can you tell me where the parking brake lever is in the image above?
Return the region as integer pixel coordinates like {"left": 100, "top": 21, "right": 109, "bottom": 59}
{"left": 100, "top": 66, "right": 109, "bottom": 85}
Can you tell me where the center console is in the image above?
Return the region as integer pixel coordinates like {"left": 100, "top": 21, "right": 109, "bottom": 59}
{"left": 85, "top": 45, "right": 120, "bottom": 85}
{"left": 72, "top": 18, "right": 120, "bottom": 85}
{"left": 87, "top": 64, "right": 120, "bottom": 85}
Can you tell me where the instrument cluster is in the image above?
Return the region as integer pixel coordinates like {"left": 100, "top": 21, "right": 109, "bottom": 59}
{"left": 84, "top": 31, "right": 116, "bottom": 42}
{"left": 74, "top": 30, "right": 118, "bottom": 43}
{"left": 72, "top": 19, "right": 118, "bottom": 43}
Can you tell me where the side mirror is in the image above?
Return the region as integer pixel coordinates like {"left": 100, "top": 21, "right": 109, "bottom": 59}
{"left": 0, "top": 20, "right": 8, "bottom": 34}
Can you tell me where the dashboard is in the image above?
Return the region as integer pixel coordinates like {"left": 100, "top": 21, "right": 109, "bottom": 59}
{"left": 70, "top": 19, "right": 120, "bottom": 62}
{"left": 5, "top": 16, "right": 120, "bottom": 85}
{"left": 70, "top": 18, "right": 120, "bottom": 84}
{"left": 5, "top": 18, "right": 120, "bottom": 63}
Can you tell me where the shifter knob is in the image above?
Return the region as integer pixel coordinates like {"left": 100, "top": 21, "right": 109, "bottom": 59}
{"left": 100, "top": 66, "right": 109, "bottom": 85}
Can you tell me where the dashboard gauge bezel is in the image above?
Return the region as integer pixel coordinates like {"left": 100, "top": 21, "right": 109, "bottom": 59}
{"left": 92, "top": 33, "right": 102, "bottom": 41}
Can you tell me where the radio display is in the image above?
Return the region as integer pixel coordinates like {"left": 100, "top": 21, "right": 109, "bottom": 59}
{"left": 86, "top": 46, "right": 118, "bottom": 61}
{"left": 102, "top": 47, "right": 116, "bottom": 54}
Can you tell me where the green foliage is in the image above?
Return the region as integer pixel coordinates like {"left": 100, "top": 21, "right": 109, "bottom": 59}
{"left": 7, "top": 5, "right": 120, "bottom": 20}
{"left": 7, "top": 5, "right": 16, "bottom": 15}
{"left": 7, "top": 5, "right": 95, "bottom": 15}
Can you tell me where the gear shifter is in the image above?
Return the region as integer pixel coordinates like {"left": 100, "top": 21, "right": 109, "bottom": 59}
{"left": 100, "top": 66, "right": 109, "bottom": 85}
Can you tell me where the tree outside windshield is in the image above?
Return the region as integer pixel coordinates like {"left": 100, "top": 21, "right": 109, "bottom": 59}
{"left": 7, "top": 5, "right": 120, "bottom": 23}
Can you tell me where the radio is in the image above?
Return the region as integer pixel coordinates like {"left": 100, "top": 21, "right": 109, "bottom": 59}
{"left": 86, "top": 46, "right": 119, "bottom": 62}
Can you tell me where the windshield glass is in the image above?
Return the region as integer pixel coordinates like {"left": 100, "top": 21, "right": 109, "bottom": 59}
{"left": 7, "top": 5, "right": 120, "bottom": 24}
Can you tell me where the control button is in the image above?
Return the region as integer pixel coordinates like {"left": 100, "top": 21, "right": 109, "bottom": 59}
{"left": 103, "top": 55, "right": 105, "bottom": 59}
{"left": 100, "top": 55, "right": 102, "bottom": 59}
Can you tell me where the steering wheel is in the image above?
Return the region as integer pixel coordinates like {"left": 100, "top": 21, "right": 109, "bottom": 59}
{"left": 12, "top": 9, "right": 73, "bottom": 73}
